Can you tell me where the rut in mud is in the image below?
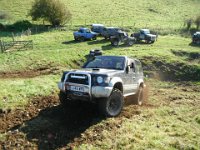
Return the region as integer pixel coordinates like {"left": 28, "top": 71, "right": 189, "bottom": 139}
{"left": 0, "top": 78, "right": 200, "bottom": 149}
{"left": 141, "top": 56, "right": 200, "bottom": 81}
{"left": 0, "top": 67, "right": 61, "bottom": 79}
{"left": 0, "top": 85, "right": 152, "bottom": 149}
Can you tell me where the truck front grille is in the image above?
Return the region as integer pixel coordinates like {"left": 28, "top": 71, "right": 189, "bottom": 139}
{"left": 67, "top": 73, "right": 89, "bottom": 85}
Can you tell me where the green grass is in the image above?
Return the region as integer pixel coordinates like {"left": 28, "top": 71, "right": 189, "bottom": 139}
{"left": 0, "top": 30, "right": 199, "bottom": 72}
{"left": 0, "top": 1, "right": 200, "bottom": 149}
{"left": 0, "top": 0, "right": 200, "bottom": 31}
{"left": 75, "top": 79, "right": 200, "bottom": 150}
{"left": 0, "top": 75, "right": 59, "bottom": 110}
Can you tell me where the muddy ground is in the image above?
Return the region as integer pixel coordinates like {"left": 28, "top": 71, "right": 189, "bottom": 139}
{"left": 0, "top": 66, "right": 61, "bottom": 79}
{"left": 0, "top": 81, "right": 199, "bottom": 150}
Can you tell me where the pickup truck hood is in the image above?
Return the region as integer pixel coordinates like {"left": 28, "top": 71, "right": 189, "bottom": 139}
{"left": 69, "top": 68, "right": 124, "bottom": 76}
{"left": 146, "top": 34, "right": 156, "bottom": 37}
{"left": 73, "top": 31, "right": 98, "bottom": 35}
{"left": 91, "top": 31, "right": 98, "bottom": 35}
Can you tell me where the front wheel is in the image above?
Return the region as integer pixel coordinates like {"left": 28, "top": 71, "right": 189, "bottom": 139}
{"left": 59, "top": 91, "right": 68, "bottom": 106}
{"left": 98, "top": 89, "right": 124, "bottom": 117}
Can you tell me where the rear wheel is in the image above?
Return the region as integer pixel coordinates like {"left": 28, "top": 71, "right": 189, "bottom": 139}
{"left": 136, "top": 38, "right": 140, "bottom": 43}
{"left": 133, "top": 86, "right": 144, "bottom": 105}
{"left": 98, "top": 89, "right": 124, "bottom": 117}
{"left": 79, "top": 36, "right": 85, "bottom": 42}
{"left": 127, "top": 40, "right": 135, "bottom": 46}
{"left": 74, "top": 36, "right": 78, "bottom": 41}
{"left": 111, "top": 39, "right": 119, "bottom": 46}
{"left": 146, "top": 39, "right": 151, "bottom": 44}
{"left": 92, "top": 36, "right": 97, "bottom": 40}
{"left": 104, "top": 36, "right": 108, "bottom": 40}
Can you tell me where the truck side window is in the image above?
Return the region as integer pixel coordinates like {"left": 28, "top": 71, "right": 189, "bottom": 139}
{"left": 130, "top": 62, "right": 135, "bottom": 72}
{"left": 135, "top": 60, "right": 143, "bottom": 73}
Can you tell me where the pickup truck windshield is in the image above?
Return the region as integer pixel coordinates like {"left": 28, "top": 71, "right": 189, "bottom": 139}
{"left": 83, "top": 56, "right": 125, "bottom": 70}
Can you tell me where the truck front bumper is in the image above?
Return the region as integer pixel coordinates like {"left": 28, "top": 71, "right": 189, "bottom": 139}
{"left": 58, "top": 82, "right": 112, "bottom": 100}
{"left": 91, "top": 86, "right": 112, "bottom": 98}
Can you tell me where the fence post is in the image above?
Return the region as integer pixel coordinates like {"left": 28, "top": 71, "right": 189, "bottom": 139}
{"left": 0, "top": 39, "right": 5, "bottom": 53}
{"left": 12, "top": 33, "right": 15, "bottom": 42}
{"left": 0, "top": 39, "right": 2, "bottom": 53}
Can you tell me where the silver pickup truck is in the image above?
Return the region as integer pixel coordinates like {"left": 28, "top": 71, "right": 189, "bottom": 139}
{"left": 58, "top": 55, "right": 145, "bottom": 117}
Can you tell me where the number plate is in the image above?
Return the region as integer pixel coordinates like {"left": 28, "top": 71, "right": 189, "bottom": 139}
{"left": 70, "top": 86, "right": 84, "bottom": 92}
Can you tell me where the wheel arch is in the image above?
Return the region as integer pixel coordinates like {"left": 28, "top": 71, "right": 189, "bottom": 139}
{"left": 138, "top": 79, "right": 145, "bottom": 88}
{"left": 113, "top": 82, "right": 123, "bottom": 93}
{"left": 109, "top": 77, "right": 124, "bottom": 93}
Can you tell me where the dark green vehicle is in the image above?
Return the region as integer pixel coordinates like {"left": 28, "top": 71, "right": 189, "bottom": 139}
{"left": 110, "top": 31, "right": 136, "bottom": 46}
{"left": 192, "top": 32, "right": 200, "bottom": 44}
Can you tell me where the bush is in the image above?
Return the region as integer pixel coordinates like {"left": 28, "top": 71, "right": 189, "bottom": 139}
{"left": 29, "top": 0, "right": 72, "bottom": 26}
{"left": 0, "top": 23, "right": 6, "bottom": 31}
{"left": 0, "top": 11, "right": 9, "bottom": 20}
{"left": 195, "top": 16, "right": 200, "bottom": 30}
{"left": 184, "top": 18, "right": 193, "bottom": 30}
{"left": 8, "top": 20, "right": 32, "bottom": 31}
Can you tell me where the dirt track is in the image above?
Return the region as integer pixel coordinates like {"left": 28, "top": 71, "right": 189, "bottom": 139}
{"left": 0, "top": 67, "right": 60, "bottom": 79}
{"left": 0, "top": 86, "right": 151, "bottom": 149}
{"left": 0, "top": 81, "right": 199, "bottom": 149}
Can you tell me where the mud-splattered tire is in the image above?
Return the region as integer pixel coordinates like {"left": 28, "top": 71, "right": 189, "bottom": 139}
{"left": 92, "top": 36, "right": 97, "bottom": 40}
{"left": 59, "top": 91, "right": 79, "bottom": 115}
{"left": 98, "top": 89, "right": 124, "bottom": 117}
{"left": 133, "top": 86, "right": 144, "bottom": 105}
{"left": 59, "top": 91, "right": 68, "bottom": 106}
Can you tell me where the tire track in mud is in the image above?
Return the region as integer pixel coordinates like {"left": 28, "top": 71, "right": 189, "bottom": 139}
{"left": 0, "top": 89, "right": 154, "bottom": 150}
{"left": 0, "top": 67, "right": 61, "bottom": 79}
{"left": 2, "top": 81, "right": 199, "bottom": 149}
{"left": 0, "top": 95, "right": 59, "bottom": 133}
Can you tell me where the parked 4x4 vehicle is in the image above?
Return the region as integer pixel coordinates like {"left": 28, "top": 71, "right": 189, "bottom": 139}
{"left": 73, "top": 28, "right": 98, "bottom": 41}
{"left": 192, "top": 32, "right": 200, "bottom": 44}
{"left": 131, "top": 29, "right": 157, "bottom": 44}
{"left": 58, "top": 55, "right": 145, "bottom": 117}
{"left": 110, "top": 31, "right": 136, "bottom": 46}
{"left": 101, "top": 27, "right": 121, "bottom": 39}
{"left": 91, "top": 24, "right": 105, "bottom": 35}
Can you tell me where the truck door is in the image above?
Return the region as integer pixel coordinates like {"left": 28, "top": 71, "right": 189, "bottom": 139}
{"left": 139, "top": 30, "right": 145, "bottom": 39}
{"left": 86, "top": 29, "right": 91, "bottom": 39}
{"left": 123, "top": 59, "right": 138, "bottom": 95}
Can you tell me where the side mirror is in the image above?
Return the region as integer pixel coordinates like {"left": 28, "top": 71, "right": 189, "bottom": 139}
{"left": 126, "top": 66, "right": 130, "bottom": 73}
{"left": 131, "top": 63, "right": 135, "bottom": 72}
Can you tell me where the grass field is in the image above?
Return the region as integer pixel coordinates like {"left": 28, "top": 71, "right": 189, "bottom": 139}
{"left": 0, "top": 0, "right": 200, "bottom": 31}
{"left": 0, "top": 0, "right": 200, "bottom": 149}
{"left": 75, "top": 80, "right": 200, "bottom": 149}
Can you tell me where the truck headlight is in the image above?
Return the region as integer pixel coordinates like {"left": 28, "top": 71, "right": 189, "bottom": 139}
{"left": 97, "top": 76, "right": 103, "bottom": 84}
